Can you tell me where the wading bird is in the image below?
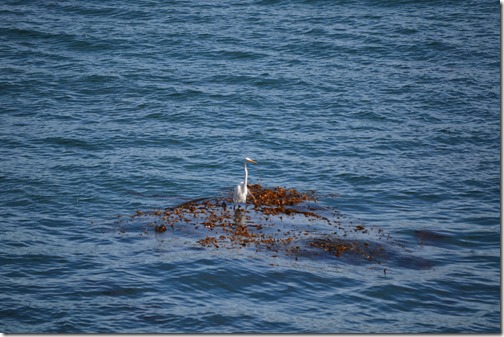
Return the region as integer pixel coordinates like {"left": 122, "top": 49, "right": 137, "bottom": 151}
{"left": 233, "top": 157, "right": 257, "bottom": 207}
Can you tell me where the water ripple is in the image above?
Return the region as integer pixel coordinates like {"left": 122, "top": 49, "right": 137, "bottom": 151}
{"left": 0, "top": 0, "right": 499, "bottom": 333}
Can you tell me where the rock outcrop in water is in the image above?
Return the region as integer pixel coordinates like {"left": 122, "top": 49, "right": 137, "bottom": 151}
{"left": 123, "top": 184, "right": 431, "bottom": 270}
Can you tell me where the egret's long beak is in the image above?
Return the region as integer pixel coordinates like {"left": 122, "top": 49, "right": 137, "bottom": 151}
{"left": 245, "top": 158, "right": 257, "bottom": 164}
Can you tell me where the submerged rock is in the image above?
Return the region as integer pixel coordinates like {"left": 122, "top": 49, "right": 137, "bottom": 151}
{"left": 123, "top": 184, "right": 431, "bottom": 270}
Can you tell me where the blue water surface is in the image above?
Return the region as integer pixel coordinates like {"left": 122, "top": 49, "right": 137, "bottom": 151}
{"left": 0, "top": 0, "right": 500, "bottom": 333}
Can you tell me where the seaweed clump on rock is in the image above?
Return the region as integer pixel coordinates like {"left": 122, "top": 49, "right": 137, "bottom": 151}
{"left": 126, "top": 183, "right": 395, "bottom": 265}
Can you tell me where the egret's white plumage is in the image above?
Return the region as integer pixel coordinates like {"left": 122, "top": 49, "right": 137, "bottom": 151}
{"left": 233, "top": 157, "right": 256, "bottom": 204}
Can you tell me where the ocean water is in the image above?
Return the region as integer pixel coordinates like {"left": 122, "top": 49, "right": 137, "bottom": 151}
{"left": 0, "top": 0, "right": 500, "bottom": 333}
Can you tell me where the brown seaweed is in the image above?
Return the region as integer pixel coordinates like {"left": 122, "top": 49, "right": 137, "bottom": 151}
{"left": 124, "top": 183, "right": 425, "bottom": 268}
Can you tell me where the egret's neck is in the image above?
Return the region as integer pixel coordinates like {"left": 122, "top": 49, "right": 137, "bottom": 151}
{"left": 244, "top": 162, "right": 248, "bottom": 186}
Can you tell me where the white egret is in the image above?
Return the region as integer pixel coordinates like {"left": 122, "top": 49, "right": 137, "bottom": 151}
{"left": 233, "top": 157, "right": 257, "bottom": 205}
